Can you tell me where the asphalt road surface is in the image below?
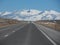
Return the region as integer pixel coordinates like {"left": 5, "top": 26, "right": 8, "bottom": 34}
{"left": 0, "top": 23, "right": 57, "bottom": 45}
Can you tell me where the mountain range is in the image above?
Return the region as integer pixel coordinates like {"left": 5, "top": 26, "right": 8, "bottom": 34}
{"left": 0, "top": 9, "right": 60, "bottom": 21}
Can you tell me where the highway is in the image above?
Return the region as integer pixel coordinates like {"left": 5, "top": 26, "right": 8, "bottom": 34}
{"left": 0, "top": 23, "right": 59, "bottom": 45}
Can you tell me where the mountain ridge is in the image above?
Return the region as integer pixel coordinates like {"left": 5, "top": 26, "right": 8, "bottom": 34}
{"left": 0, "top": 9, "right": 60, "bottom": 21}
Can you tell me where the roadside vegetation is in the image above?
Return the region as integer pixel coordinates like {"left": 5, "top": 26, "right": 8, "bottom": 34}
{"left": 35, "top": 20, "right": 60, "bottom": 31}
{"left": 0, "top": 18, "right": 21, "bottom": 27}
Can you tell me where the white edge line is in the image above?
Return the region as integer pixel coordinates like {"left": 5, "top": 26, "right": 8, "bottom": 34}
{"left": 33, "top": 23, "right": 57, "bottom": 45}
{"left": 0, "top": 24, "right": 28, "bottom": 39}
{"left": 39, "top": 29, "right": 57, "bottom": 45}
{"left": 5, "top": 24, "right": 27, "bottom": 38}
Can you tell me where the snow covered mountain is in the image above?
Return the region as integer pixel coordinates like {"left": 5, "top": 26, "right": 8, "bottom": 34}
{"left": 0, "top": 9, "right": 60, "bottom": 21}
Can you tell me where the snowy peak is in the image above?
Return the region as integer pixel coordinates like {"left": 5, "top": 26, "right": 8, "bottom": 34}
{"left": 0, "top": 9, "right": 60, "bottom": 21}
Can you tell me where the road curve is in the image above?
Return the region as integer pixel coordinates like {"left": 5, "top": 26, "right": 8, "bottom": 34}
{"left": 0, "top": 23, "right": 53, "bottom": 45}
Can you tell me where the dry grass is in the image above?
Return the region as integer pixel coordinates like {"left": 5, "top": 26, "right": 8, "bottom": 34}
{"left": 35, "top": 21, "right": 60, "bottom": 31}
{"left": 0, "top": 18, "right": 21, "bottom": 27}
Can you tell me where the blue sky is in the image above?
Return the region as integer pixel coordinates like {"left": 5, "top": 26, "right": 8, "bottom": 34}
{"left": 0, "top": 0, "right": 60, "bottom": 12}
